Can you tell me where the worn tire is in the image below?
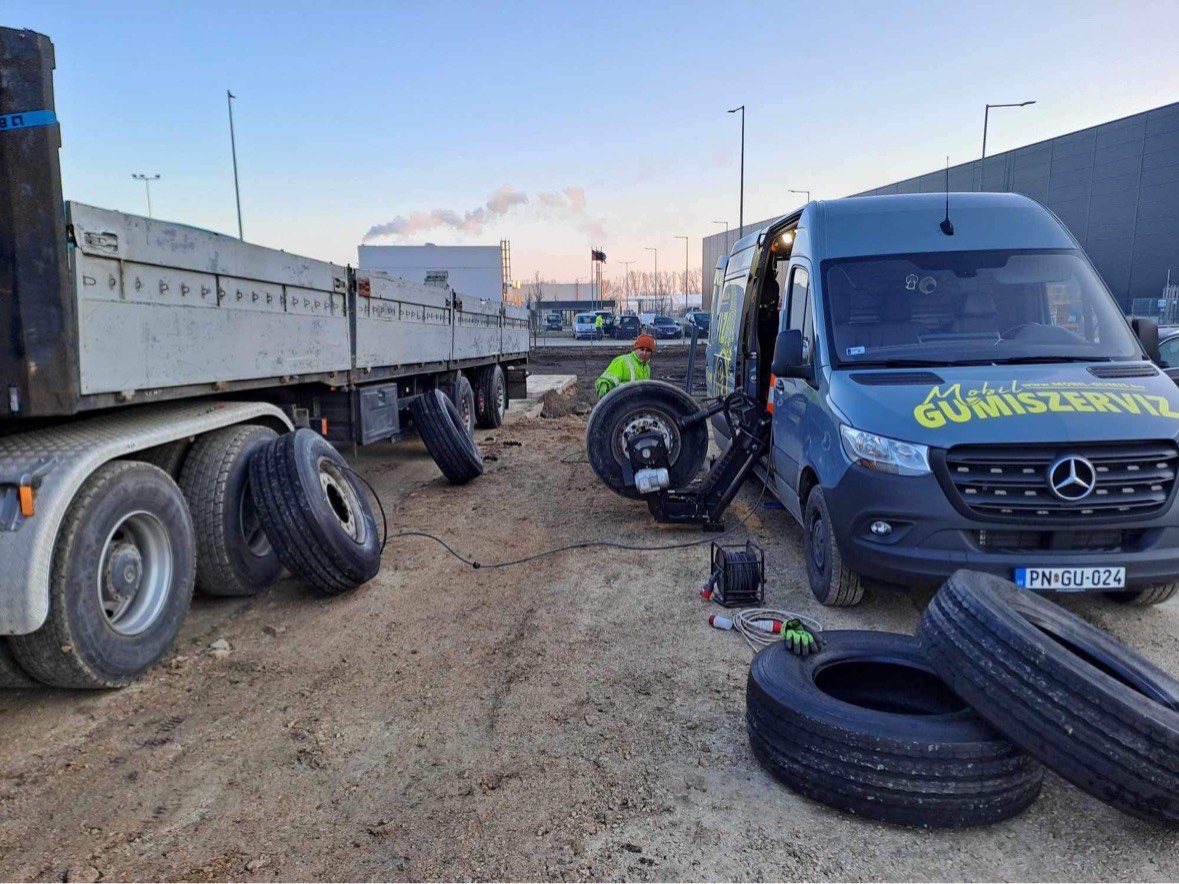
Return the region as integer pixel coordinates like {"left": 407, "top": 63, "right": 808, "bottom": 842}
{"left": 249, "top": 430, "right": 381, "bottom": 595}
{"left": 804, "top": 487, "right": 864, "bottom": 607}
{"left": 134, "top": 438, "right": 192, "bottom": 479}
{"left": 9, "top": 461, "right": 196, "bottom": 689}
{"left": 179, "top": 425, "right": 281, "bottom": 597}
{"left": 0, "top": 638, "right": 39, "bottom": 688}
{"left": 1106, "top": 583, "right": 1179, "bottom": 606}
{"left": 919, "top": 570, "right": 1179, "bottom": 827}
{"left": 585, "top": 380, "right": 708, "bottom": 499}
{"left": 473, "top": 364, "right": 507, "bottom": 429}
{"left": 747, "top": 631, "right": 1043, "bottom": 828}
{"left": 411, "top": 390, "right": 484, "bottom": 485}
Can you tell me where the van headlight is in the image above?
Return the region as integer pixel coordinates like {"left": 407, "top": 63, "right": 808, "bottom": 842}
{"left": 840, "top": 425, "right": 931, "bottom": 476}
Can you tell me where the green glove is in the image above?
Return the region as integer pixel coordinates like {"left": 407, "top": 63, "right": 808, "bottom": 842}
{"left": 782, "top": 619, "right": 821, "bottom": 656}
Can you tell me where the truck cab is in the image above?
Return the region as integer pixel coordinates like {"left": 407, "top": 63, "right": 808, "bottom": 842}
{"left": 708, "top": 192, "right": 1179, "bottom": 607}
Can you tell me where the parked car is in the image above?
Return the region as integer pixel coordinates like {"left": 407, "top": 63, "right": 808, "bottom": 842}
{"left": 594, "top": 310, "right": 618, "bottom": 338}
{"left": 681, "top": 310, "right": 710, "bottom": 338}
{"left": 544, "top": 312, "right": 562, "bottom": 331}
{"left": 645, "top": 315, "right": 684, "bottom": 339}
{"left": 573, "top": 312, "right": 603, "bottom": 340}
{"left": 616, "top": 315, "right": 642, "bottom": 340}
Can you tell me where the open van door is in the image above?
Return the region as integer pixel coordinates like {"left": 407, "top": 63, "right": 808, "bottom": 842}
{"left": 705, "top": 254, "right": 730, "bottom": 398}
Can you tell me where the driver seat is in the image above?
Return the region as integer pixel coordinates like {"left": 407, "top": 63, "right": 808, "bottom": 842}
{"left": 954, "top": 292, "right": 998, "bottom": 334}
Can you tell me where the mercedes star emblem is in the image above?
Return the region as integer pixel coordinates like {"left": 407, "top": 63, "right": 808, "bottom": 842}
{"left": 1048, "top": 455, "right": 1097, "bottom": 501}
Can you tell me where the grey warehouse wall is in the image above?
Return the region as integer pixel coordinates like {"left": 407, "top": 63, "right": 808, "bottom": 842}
{"left": 700, "top": 101, "right": 1179, "bottom": 312}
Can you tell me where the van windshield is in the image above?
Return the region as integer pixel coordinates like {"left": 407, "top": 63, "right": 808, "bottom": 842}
{"left": 823, "top": 249, "right": 1141, "bottom": 366}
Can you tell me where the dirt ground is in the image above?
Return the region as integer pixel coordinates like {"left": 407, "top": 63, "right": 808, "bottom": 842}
{"left": 1, "top": 378, "right": 1178, "bottom": 882}
{"left": 527, "top": 343, "right": 706, "bottom": 410}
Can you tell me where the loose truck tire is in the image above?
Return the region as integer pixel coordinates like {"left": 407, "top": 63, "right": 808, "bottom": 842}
{"left": 411, "top": 390, "right": 484, "bottom": 485}
{"left": 919, "top": 570, "right": 1179, "bottom": 827}
{"left": 134, "top": 438, "right": 192, "bottom": 479}
{"left": 179, "top": 425, "right": 281, "bottom": 597}
{"left": 1105, "top": 583, "right": 1179, "bottom": 606}
{"left": 747, "top": 631, "right": 1043, "bottom": 828}
{"left": 804, "top": 487, "right": 865, "bottom": 607}
{"left": 474, "top": 364, "right": 507, "bottom": 429}
{"left": 585, "top": 381, "right": 708, "bottom": 499}
{"left": 9, "top": 462, "right": 196, "bottom": 689}
{"left": 249, "top": 429, "right": 381, "bottom": 595}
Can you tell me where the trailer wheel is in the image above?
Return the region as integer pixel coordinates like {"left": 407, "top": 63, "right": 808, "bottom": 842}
{"left": 1105, "top": 583, "right": 1179, "bottom": 606}
{"left": 804, "top": 487, "right": 865, "bottom": 607}
{"left": 452, "top": 375, "right": 477, "bottom": 435}
{"left": 920, "top": 570, "right": 1179, "bottom": 826}
{"left": 411, "top": 390, "right": 484, "bottom": 485}
{"left": 249, "top": 429, "right": 381, "bottom": 594}
{"left": 748, "top": 631, "right": 1043, "bottom": 828}
{"left": 474, "top": 365, "right": 507, "bottom": 429}
{"left": 179, "top": 425, "right": 281, "bottom": 597}
{"left": 9, "top": 462, "right": 196, "bottom": 689}
{"left": 134, "top": 438, "right": 192, "bottom": 479}
{"left": 585, "top": 381, "right": 708, "bottom": 499}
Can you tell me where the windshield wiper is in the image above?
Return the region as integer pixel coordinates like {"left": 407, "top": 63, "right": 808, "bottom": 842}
{"left": 992, "top": 355, "right": 1114, "bottom": 365}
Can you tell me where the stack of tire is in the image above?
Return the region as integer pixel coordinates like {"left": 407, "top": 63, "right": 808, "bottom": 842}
{"left": 747, "top": 569, "right": 1179, "bottom": 829}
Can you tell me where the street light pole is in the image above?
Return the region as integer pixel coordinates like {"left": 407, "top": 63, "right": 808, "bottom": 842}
{"left": 621, "top": 260, "right": 634, "bottom": 314}
{"left": 712, "top": 220, "right": 729, "bottom": 252}
{"left": 645, "top": 246, "right": 657, "bottom": 312}
{"left": 674, "top": 235, "right": 689, "bottom": 305}
{"left": 788, "top": 188, "right": 811, "bottom": 204}
{"left": 131, "top": 173, "right": 160, "bottom": 218}
{"left": 982, "top": 100, "right": 1035, "bottom": 159}
{"left": 728, "top": 105, "right": 744, "bottom": 238}
{"left": 227, "top": 90, "right": 244, "bottom": 239}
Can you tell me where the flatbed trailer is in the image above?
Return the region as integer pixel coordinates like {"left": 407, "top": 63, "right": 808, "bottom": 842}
{"left": 0, "top": 28, "right": 527, "bottom": 688}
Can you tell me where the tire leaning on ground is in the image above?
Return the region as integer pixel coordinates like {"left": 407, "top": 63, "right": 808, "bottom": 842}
{"left": 473, "top": 364, "right": 507, "bottom": 429}
{"left": 179, "top": 424, "right": 281, "bottom": 597}
{"left": 9, "top": 461, "right": 196, "bottom": 689}
{"left": 584, "top": 380, "right": 708, "bottom": 500}
{"left": 747, "top": 630, "right": 1043, "bottom": 828}
{"left": 249, "top": 429, "right": 382, "bottom": 595}
{"left": 803, "top": 487, "right": 865, "bottom": 607}
{"left": 411, "top": 389, "right": 484, "bottom": 485}
{"left": 919, "top": 570, "right": 1179, "bottom": 827}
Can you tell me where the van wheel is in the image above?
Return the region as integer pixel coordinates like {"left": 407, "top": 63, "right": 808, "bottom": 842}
{"left": 9, "top": 462, "right": 196, "bottom": 688}
{"left": 1105, "top": 583, "right": 1179, "bottom": 606}
{"left": 804, "top": 487, "right": 864, "bottom": 607}
{"left": 473, "top": 365, "right": 506, "bottom": 429}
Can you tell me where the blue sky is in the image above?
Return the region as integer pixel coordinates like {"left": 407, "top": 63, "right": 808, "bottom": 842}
{"left": 8, "top": 0, "right": 1179, "bottom": 283}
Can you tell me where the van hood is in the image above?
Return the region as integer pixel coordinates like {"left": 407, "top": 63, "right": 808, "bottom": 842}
{"left": 829, "top": 364, "right": 1179, "bottom": 447}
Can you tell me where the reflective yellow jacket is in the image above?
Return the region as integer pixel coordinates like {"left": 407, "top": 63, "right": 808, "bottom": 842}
{"left": 595, "top": 351, "right": 651, "bottom": 398}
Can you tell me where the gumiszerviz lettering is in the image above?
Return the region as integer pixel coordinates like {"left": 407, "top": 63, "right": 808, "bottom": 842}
{"left": 913, "top": 380, "right": 1179, "bottom": 429}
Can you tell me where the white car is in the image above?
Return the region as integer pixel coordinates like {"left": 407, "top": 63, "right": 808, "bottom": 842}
{"left": 573, "top": 312, "right": 603, "bottom": 340}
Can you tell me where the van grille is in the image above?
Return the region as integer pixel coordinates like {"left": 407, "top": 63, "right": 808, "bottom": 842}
{"left": 942, "top": 442, "right": 1179, "bottom": 521}
{"left": 975, "top": 529, "right": 1143, "bottom": 552}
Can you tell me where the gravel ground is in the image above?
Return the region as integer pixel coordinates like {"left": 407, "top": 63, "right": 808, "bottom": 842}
{"left": 0, "top": 388, "right": 1176, "bottom": 881}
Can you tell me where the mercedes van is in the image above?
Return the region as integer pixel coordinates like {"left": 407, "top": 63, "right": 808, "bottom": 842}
{"left": 706, "top": 192, "right": 1179, "bottom": 607}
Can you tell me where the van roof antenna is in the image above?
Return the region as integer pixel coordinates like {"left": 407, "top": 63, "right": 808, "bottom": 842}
{"left": 940, "top": 156, "right": 955, "bottom": 236}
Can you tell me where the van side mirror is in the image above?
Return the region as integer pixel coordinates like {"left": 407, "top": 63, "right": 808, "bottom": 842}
{"left": 1131, "top": 316, "right": 1160, "bottom": 363}
{"left": 771, "top": 329, "right": 806, "bottom": 377}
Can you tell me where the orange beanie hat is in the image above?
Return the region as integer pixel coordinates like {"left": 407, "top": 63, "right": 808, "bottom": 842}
{"left": 634, "top": 334, "right": 656, "bottom": 351}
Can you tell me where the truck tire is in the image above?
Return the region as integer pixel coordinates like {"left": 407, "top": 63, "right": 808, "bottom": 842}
{"left": 0, "top": 638, "right": 39, "bottom": 688}
{"left": 179, "top": 424, "right": 281, "bottom": 597}
{"left": 134, "top": 438, "right": 192, "bottom": 479}
{"left": 451, "top": 375, "right": 476, "bottom": 435}
{"left": 473, "top": 364, "right": 507, "bottom": 429}
{"left": 919, "top": 570, "right": 1179, "bottom": 827}
{"left": 249, "top": 429, "right": 382, "bottom": 595}
{"left": 747, "top": 631, "right": 1043, "bottom": 828}
{"left": 1105, "top": 583, "right": 1179, "bottom": 606}
{"left": 804, "top": 487, "right": 864, "bottom": 607}
{"left": 9, "top": 461, "right": 196, "bottom": 689}
{"left": 585, "top": 381, "right": 708, "bottom": 499}
{"left": 411, "top": 390, "right": 484, "bottom": 485}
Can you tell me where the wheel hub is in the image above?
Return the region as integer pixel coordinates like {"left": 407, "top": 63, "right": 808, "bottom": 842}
{"left": 318, "top": 460, "right": 366, "bottom": 544}
{"left": 103, "top": 541, "right": 143, "bottom": 610}
{"left": 619, "top": 412, "right": 680, "bottom": 464}
{"left": 811, "top": 519, "right": 828, "bottom": 574}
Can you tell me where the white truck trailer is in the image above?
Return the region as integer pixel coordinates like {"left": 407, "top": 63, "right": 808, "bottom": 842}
{"left": 0, "top": 28, "right": 528, "bottom": 688}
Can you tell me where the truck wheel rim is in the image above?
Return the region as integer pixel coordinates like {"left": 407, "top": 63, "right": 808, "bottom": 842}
{"left": 238, "top": 484, "right": 272, "bottom": 558}
{"left": 616, "top": 410, "right": 681, "bottom": 466}
{"left": 495, "top": 377, "right": 506, "bottom": 416}
{"left": 318, "top": 458, "right": 367, "bottom": 544}
{"left": 98, "top": 511, "right": 173, "bottom": 636}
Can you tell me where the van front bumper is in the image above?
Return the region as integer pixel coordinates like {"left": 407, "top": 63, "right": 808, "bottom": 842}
{"left": 824, "top": 466, "right": 1179, "bottom": 590}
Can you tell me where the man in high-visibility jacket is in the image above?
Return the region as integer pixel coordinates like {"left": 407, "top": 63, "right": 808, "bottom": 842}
{"left": 595, "top": 334, "right": 655, "bottom": 398}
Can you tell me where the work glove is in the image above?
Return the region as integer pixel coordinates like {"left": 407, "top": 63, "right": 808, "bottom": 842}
{"left": 782, "top": 619, "right": 821, "bottom": 656}
{"left": 594, "top": 379, "right": 612, "bottom": 399}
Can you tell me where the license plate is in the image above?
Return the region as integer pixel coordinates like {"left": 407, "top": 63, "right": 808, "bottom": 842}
{"left": 1014, "top": 566, "right": 1125, "bottom": 591}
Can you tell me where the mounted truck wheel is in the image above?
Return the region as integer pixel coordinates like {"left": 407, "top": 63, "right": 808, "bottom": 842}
{"left": 452, "top": 375, "right": 477, "bottom": 435}
{"left": 411, "top": 389, "right": 484, "bottom": 485}
{"left": 919, "top": 570, "right": 1179, "bottom": 827}
{"left": 249, "top": 429, "right": 381, "bottom": 595}
{"left": 804, "top": 487, "right": 864, "bottom": 607}
{"left": 585, "top": 381, "right": 708, "bottom": 500}
{"left": 179, "top": 424, "right": 281, "bottom": 597}
{"left": 9, "top": 461, "right": 196, "bottom": 689}
{"left": 473, "top": 364, "right": 507, "bottom": 429}
{"left": 747, "top": 631, "right": 1043, "bottom": 828}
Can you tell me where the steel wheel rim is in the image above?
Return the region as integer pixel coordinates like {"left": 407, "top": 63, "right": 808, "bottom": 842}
{"left": 495, "top": 377, "right": 506, "bottom": 416}
{"left": 97, "top": 511, "right": 173, "bottom": 636}
{"left": 810, "top": 514, "right": 829, "bottom": 577}
{"left": 613, "top": 409, "right": 682, "bottom": 467}
{"left": 318, "top": 457, "right": 367, "bottom": 544}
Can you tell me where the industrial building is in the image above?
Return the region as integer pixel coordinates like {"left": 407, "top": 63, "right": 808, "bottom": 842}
{"left": 701, "top": 101, "right": 1179, "bottom": 314}
{"left": 358, "top": 243, "right": 506, "bottom": 302}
